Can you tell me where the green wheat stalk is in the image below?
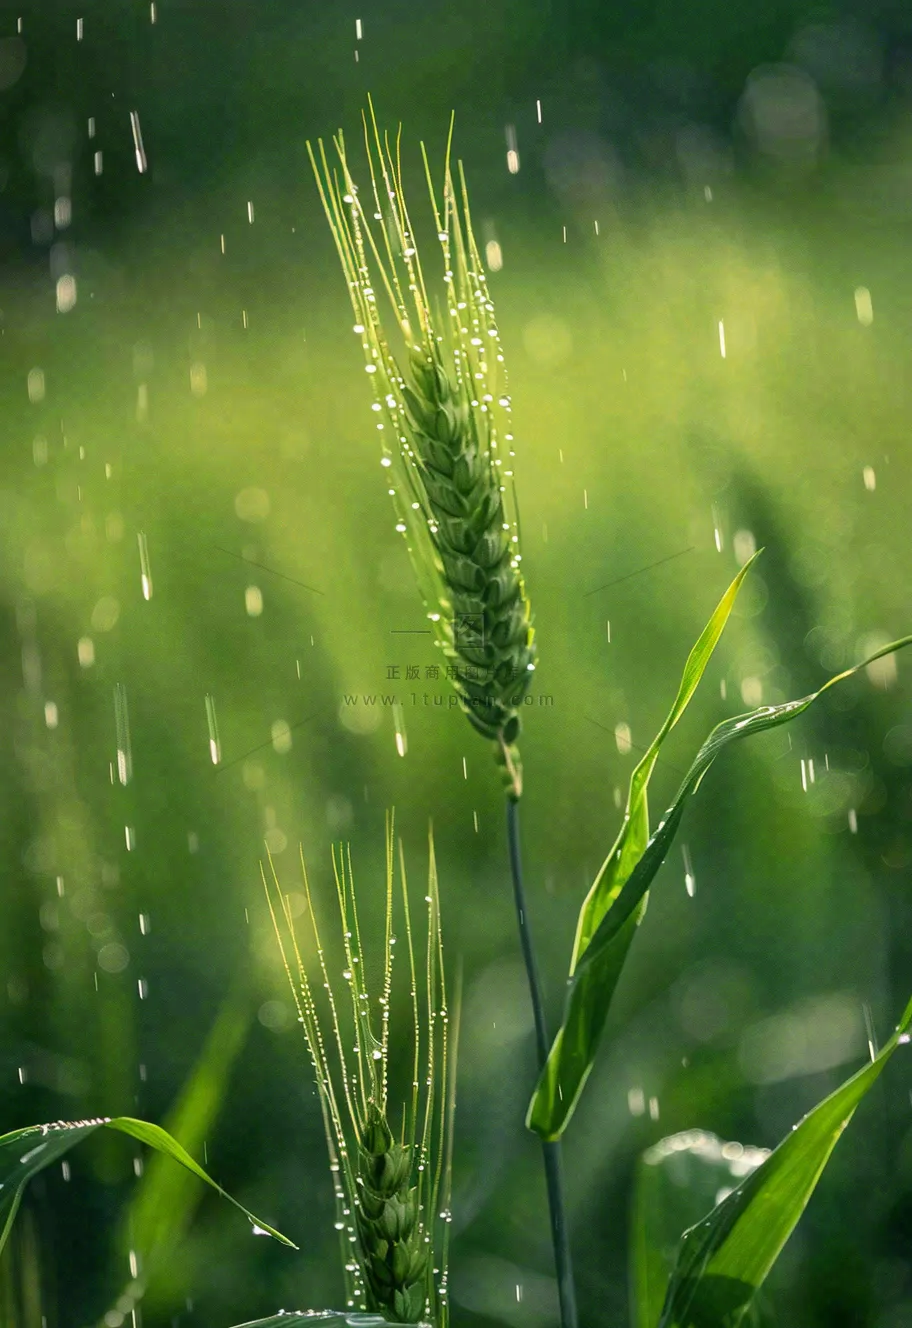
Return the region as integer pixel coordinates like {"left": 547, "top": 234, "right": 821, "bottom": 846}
{"left": 308, "top": 107, "right": 578, "bottom": 1328}
{"left": 307, "top": 102, "right": 535, "bottom": 799}
{"left": 263, "top": 812, "right": 456, "bottom": 1325}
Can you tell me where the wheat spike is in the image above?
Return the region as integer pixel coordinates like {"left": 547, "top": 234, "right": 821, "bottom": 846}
{"left": 308, "top": 105, "right": 536, "bottom": 798}
{"left": 264, "top": 813, "right": 453, "bottom": 1326}
{"left": 357, "top": 1105, "right": 429, "bottom": 1322}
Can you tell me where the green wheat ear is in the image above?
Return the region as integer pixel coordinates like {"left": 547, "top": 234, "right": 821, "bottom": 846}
{"left": 263, "top": 812, "right": 457, "bottom": 1327}
{"left": 308, "top": 103, "right": 536, "bottom": 799}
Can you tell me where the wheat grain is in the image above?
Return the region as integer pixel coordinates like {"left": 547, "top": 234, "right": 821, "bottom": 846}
{"left": 308, "top": 106, "right": 536, "bottom": 797}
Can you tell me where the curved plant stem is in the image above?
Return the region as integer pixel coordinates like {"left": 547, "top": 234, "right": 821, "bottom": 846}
{"left": 506, "top": 798, "right": 579, "bottom": 1328}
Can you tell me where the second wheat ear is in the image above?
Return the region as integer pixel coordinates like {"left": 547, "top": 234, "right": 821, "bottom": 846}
{"left": 308, "top": 105, "right": 536, "bottom": 800}
{"left": 264, "top": 814, "right": 454, "bottom": 1326}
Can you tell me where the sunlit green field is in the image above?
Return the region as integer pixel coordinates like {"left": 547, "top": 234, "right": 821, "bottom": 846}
{"left": 2, "top": 51, "right": 912, "bottom": 1326}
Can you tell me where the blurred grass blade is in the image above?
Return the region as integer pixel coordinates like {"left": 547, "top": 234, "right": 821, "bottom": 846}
{"left": 528, "top": 632, "right": 912, "bottom": 1139}
{"left": 573, "top": 553, "right": 761, "bottom": 962}
{"left": 0, "top": 1115, "right": 296, "bottom": 1258}
{"left": 657, "top": 998, "right": 912, "bottom": 1328}
{"left": 94, "top": 990, "right": 252, "bottom": 1326}
{"left": 630, "top": 1132, "right": 769, "bottom": 1328}
{"left": 126, "top": 991, "right": 250, "bottom": 1261}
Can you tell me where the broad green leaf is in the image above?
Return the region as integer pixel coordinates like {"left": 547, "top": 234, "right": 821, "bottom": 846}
{"left": 658, "top": 997, "right": 912, "bottom": 1328}
{"left": 0, "top": 1115, "right": 296, "bottom": 1258}
{"left": 630, "top": 1132, "right": 769, "bottom": 1328}
{"left": 573, "top": 553, "right": 761, "bottom": 964}
{"left": 528, "top": 633, "right": 912, "bottom": 1139}
{"left": 530, "top": 559, "right": 758, "bottom": 1147}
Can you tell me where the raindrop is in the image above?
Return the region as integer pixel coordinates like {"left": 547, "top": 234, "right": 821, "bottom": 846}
{"left": 114, "top": 684, "right": 132, "bottom": 785}
{"left": 854, "top": 286, "right": 873, "bottom": 326}
{"left": 863, "top": 1003, "right": 878, "bottom": 1062}
{"left": 627, "top": 1087, "right": 645, "bottom": 1116}
{"left": 137, "top": 531, "right": 153, "bottom": 600}
{"left": 56, "top": 274, "right": 77, "bottom": 313}
{"left": 271, "top": 720, "right": 292, "bottom": 754}
{"left": 27, "top": 368, "right": 45, "bottom": 402}
{"left": 129, "top": 111, "right": 147, "bottom": 173}
{"left": 682, "top": 843, "right": 695, "bottom": 897}
{"left": 485, "top": 240, "right": 503, "bottom": 271}
{"left": 733, "top": 529, "right": 757, "bottom": 566}
{"left": 392, "top": 701, "right": 407, "bottom": 756}
{"left": 205, "top": 694, "right": 221, "bottom": 765}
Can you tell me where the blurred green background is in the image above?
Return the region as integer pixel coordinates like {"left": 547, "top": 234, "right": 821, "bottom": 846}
{"left": 1, "top": 1, "right": 912, "bottom": 1325}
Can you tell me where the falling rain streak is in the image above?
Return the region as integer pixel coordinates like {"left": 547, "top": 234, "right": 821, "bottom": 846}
{"left": 137, "top": 531, "right": 153, "bottom": 600}
{"left": 205, "top": 694, "right": 222, "bottom": 765}
{"left": 682, "top": 843, "right": 696, "bottom": 897}
{"left": 392, "top": 701, "right": 407, "bottom": 757}
{"left": 114, "top": 684, "right": 133, "bottom": 786}
{"left": 505, "top": 124, "right": 519, "bottom": 174}
{"left": 129, "top": 111, "right": 147, "bottom": 173}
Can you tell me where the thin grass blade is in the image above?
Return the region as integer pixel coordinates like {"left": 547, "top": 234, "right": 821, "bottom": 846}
{"left": 0, "top": 1116, "right": 296, "bottom": 1259}
{"left": 528, "top": 633, "right": 912, "bottom": 1139}
{"left": 657, "top": 998, "right": 912, "bottom": 1328}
